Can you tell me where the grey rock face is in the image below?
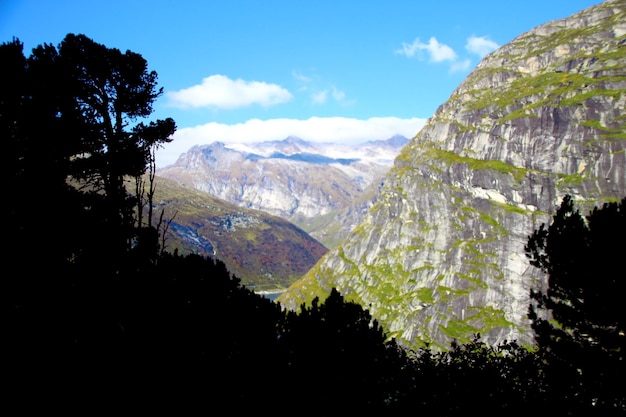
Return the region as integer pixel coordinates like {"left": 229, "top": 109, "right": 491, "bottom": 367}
{"left": 278, "top": 0, "right": 626, "bottom": 352}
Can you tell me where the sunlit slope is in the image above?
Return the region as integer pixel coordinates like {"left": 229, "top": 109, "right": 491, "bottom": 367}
{"left": 153, "top": 175, "right": 328, "bottom": 291}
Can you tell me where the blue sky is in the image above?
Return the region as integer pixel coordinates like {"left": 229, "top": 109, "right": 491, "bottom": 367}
{"left": 1, "top": 0, "right": 601, "bottom": 166}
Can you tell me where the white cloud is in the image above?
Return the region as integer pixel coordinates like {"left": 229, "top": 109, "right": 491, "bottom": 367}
{"left": 310, "top": 87, "right": 349, "bottom": 105}
{"left": 332, "top": 87, "right": 346, "bottom": 101}
{"left": 291, "top": 70, "right": 311, "bottom": 83}
{"left": 155, "top": 116, "right": 427, "bottom": 167}
{"left": 311, "top": 90, "right": 328, "bottom": 104}
{"left": 294, "top": 70, "right": 351, "bottom": 106}
{"left": 396, "top": 37, "right": 457, "bottom": 62}
{"left": 165, "top": 74, "right": 293, "bottom": 109}
{"left": 450, "top": 59, "right": 472, "bottom": 73}
{"left": 397, "top": 34, "right": 499, "bottom": 73}
{"left": 466, "top": 35, "right": 499, "bottom": 58}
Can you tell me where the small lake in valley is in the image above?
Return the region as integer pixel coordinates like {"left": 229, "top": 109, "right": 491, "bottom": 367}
{"left": 257, "top": 291, "right": 285, "bottom": 302}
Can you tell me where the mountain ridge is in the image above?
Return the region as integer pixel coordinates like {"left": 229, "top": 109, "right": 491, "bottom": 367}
{"left": 157, "top": 135, "right": 408, "bottom": 247}
{"left": 277, "top": 0, "right": 626, "bottom": 352}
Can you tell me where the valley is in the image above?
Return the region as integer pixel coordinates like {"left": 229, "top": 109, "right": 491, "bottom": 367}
{"left": 153, "top": 0, "right": 626, "bottom": 353}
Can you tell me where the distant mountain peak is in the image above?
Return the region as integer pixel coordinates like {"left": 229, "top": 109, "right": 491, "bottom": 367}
{"left": 365, "top": 134, "right": 409, "bottom": 147}
{"left": 282, "top": 136, "right": 309, "bottom": 145}
{"left": 157, "top": 134, "right": 411, "bottom": 247}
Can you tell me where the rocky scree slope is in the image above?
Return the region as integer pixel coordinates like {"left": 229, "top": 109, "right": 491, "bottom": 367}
{"left": 277, "top": 0, "right": 626, "bottom": 352}
{"left": 156, "top": 136, "right": 408, "bottom": 249}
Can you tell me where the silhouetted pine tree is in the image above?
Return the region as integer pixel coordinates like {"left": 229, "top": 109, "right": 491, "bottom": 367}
{"left": 275, "top": 288, "right": 410, "bottom": 411}
{"left": 526, "top": 195, "right": 626, "bottom": 414}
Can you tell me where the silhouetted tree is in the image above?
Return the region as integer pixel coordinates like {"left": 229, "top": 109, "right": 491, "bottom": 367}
{"left": 133, "top": 119, "right": 176, "bottom": 227}
{"left": 276, "top": 288, "right": 410, "bottom": 411}
{"left": 55, "top": 33, "right": 175, "bottom": 266}
{"left": 2, "top": 35, "right": 178, "bottom": 410}
{"left": 3, "top": 38, "right": 85, "bottom": 266}
{"left": 525, "top": 195, "right": 626, "bottom": 414}
{"left": 3, "top": 34, "right": 176, "bottom": 272}
{"left": 3, "top": 39, "right": 98, "bottom": 386}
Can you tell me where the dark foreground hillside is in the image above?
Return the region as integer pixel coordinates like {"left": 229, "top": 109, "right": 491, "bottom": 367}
{"left": 5, "top": 198, "right": 625, "bottom": 415}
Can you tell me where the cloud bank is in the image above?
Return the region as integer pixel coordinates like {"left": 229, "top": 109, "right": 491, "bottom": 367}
{"left": 155, "top": 116, "right": 427, "bottom": 167}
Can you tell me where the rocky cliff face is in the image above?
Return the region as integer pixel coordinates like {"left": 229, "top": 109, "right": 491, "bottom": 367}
{"left": 157, "top": 136, "right": 408, "bottom": 248}
{"left": 277, "top": 0, "right": 626, "bottom": 352}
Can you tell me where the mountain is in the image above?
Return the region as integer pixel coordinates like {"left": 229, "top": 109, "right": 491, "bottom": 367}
{"left": 277, "top": 0, "right": 626, "bottom": 352}
{"left": 156, "top": 135, "right": 408, "bottom": 248}
{"left": 151, "top": 175, "right": 328, "bottom": 292}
